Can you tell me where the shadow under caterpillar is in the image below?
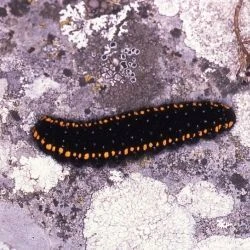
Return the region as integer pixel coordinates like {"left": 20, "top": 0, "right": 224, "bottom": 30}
{"left": 32, "top": 101, "right": 236, "bottom": 165}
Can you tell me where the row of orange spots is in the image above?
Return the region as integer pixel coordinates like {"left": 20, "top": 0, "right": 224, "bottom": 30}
{"left": 41, "top": 105, "right": 169, "bottom": 129}
{"left": 209, "top": 101, "right": 231, "bottom": 110}
{"left": 41, "top": 102, "right": 230, "bottom": 130}
{"left": 173, "top": 103, "right": 185, "bottom": 108}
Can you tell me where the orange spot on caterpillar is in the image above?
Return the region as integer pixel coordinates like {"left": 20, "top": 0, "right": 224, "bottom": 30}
{"left": 124, "top": 148, "right": 129, "bottom": 155}
{"left": 58, "top": 147, "right": 64, "bottom": 154}
{"left": 84, "top": 153, "right": 90, "bottom": 160}
{"left": 65, "top": 151, "right": 71, "bottom": 157}
{"left": 46, "top": 144, "right": 52, "bottom": 150}
{"left": 228, "top": 121, "right": 234, "bottom": 128}
{"left": 104, "top": 152, "right": 109, "bottom": 158}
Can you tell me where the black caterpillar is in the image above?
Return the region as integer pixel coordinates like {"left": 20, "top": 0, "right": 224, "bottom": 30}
{"left": 32, "top": 101, "right": 236, "bottom": 164}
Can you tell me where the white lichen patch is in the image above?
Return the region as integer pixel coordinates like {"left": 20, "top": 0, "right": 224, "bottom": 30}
{"left": 177, "top": 181, "right": 234, "bottom": 218}
{"left": 154, "top": 0, "right": 250, "bottom": 78}
{"left": 180, "top": 0, "right": 248, "bottom": 77}
{"left": 154, "top": 0, "right": 180, "bottom": 16}
{"left": 84, "top": 172, "right": 196, "bottom": 250}
{"left": 59, "top": 1, "right": 139, "bottom": 49}
{"left": 194, "top": 235, "right": 250, "bottom": 250}
{"left": 10, "top": 156, "right": 69, "bottom": 193}
{"left": 0, "top": 78, "right": 8, "bottom": 100}
{"left": 0, "top": 241, "right": 12, "bottom": 250}
{"left": 232, "top": 91, "right": 250, "bottom": 148}
{"left": 24, "top": 76, "right": 60, "bottom": 99}
{"left": 0, "top": 140, "right": 11, "bottom": 172}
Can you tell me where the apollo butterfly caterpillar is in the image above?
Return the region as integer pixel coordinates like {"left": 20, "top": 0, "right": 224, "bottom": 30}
{"left": 32, "top": 101, "right": 236, "bottom": 165}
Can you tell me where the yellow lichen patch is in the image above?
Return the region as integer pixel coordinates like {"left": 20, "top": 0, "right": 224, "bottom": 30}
{"left": 228, "top": 121, "right": 234, "bottom": 128}
{"left": 41, "top": 139, "right": 45, "bottom": 145}
{"left": 65, "top": 151, "right": 71, "bottom": 158}
{"left": 58, "top": 147, "right": 64, "bottom": 154}
{"left": 104, "top": 152, "right": 109, "bottom": 158}
{"left": 143, "top": 144, "right": 147, "bottom": 151}
{"left": 84, "top": 74, "right": 94, "bottom": 83}
{"left": 46, "top": 144, "right": 52, "bottom": 150}
{"left": 149, "top": 142, "right": 153, "bottom": 148}
{"left": 162, "top": 140, "right": 167, "bottom": 146}
{"left": 60, "top": 17, "right": 72, "bottom": 28}
{"left": 111, "top": 151, "right": 116, "bottom": 156}
{"left": 52, "top": 146, "right": 56, "bottom": 152}
{"left": 124, "top": 148, "right": 129, "bottom": 155}
{"left": 84, "top": 153, "right": 90, "bottom": 160}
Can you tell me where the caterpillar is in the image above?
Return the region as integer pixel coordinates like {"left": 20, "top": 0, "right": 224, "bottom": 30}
{"left": 32, "top": 101, "right": 236, "bottom": 164}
